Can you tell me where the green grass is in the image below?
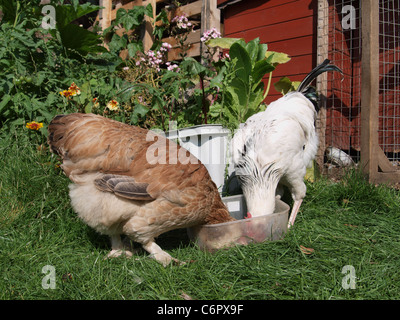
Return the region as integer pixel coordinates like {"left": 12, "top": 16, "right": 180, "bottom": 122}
{"left": 1, "top": 131, "right": 400, "bottom": 300}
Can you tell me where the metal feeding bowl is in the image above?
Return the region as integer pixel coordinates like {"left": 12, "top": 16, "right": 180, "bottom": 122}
{"left": 187, "top": 195, "right": 290, "bottom": 252}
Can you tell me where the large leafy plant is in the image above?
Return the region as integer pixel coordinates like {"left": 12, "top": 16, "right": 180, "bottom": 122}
{"left": 207, "top": 38, "right": 290, "bottom": 130}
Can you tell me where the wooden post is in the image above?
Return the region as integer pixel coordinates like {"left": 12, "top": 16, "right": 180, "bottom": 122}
{"left": 143, "top": 0, "right": 156, "bottom": 52}
{"left": 99, "top": 0, "right": 112, "bottom": 30}
{"left": 316, "top": 0, "right": 329, "bottom": 171}
{"left": 201, "top": 0, "right": 220, "bottom": 57}
{"left": 360, "top": 0, "right": 380, "bottom": 182}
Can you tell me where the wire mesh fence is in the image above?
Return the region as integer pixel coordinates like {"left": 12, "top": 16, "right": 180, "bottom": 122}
{"left": 317, "top": 0, "right": 400, "bottom": 177}
{"left": 379, "top": 0, "right": 400, "bottom": 165}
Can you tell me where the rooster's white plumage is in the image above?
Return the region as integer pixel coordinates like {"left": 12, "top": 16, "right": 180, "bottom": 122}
{"left": 232, "top": 59, "right": 342, "bottom": 227}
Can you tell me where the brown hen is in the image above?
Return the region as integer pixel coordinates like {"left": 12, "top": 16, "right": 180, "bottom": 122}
{"left": 48, "top": 113, "right": 234, "bottom": 265}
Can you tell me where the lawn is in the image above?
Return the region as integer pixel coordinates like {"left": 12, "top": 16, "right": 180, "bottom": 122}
{"left": 1, "top": 131, "right": 400, "bottom": 300}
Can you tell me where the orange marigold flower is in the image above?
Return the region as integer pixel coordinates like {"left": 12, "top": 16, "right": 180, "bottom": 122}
{"left": 106, "top": 99, "right": 119, "bottom": 111}
{"left": 92, "top": 97, "right": 100, "bottom": 108}
{"left": 59, "top": 89, "right": 73, "bottom": 98}
{"left": 68, "top": 82, "right": 81, "bottom": 96}
{"left": 26, "top": 121, "right": 44, "bottom": 130}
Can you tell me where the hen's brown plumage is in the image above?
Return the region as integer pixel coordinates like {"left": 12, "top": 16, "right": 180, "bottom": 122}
{"left": 48, "top": 113, "right": 234, "bottom": 265}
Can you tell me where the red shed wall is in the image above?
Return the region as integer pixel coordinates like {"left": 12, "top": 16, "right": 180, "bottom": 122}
{"left": 220, "top": 0, "right": 318, "bottom": 104}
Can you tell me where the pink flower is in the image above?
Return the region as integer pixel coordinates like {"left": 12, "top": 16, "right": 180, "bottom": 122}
{"left": 201, "top": 28, "right": 221, "bottom": 43}
{"left": 172, "top": 14, "right": 193, "bottom": 30}
{"left": 167, "top": 63, "right": 180, "bottom": 72}
{"left": 160, "top": 42, "right": 172, "bottom": 52}
{"left": 222, "top": 52, "right": 230, "bottom": 60}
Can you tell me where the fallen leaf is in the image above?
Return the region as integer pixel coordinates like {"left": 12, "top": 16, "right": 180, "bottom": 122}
{"left": 62, "top": 273, "right": 73, "bottom": 282}
{"left": 344, "top": 224, "right": 358, "bottom": 228}
{"left": 180, "top": 291, "right": 194, "bottom": 300}
{"left": 299, "top": 245, "right": 315, "bottom": 255}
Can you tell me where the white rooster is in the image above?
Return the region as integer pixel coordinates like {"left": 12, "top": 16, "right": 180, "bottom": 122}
{"left": 232, "top": 59, "right": 342, "bottom": 227}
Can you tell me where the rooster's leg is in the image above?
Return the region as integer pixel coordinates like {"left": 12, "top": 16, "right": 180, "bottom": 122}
{"left": 287, "top": 199, "right": 303, "bottom": 228}
{"left": 142, "top": 240, "right": 184, "bottom": 267}
{"left": 107, "top": 235, "right": 133, "bottom": 258}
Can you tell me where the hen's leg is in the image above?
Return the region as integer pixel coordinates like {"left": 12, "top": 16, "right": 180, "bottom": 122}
{"left": 142, "top": 240, "right": 184, "bottom": 267}
{"left": 107, "top": 235, "right": 133, "bottom": 258}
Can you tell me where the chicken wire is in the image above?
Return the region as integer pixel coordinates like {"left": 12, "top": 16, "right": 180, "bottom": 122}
{"left": 379, "top": 0, "right": 400, "bottom": 164}
{"left": 318, "top": 0, "right": 400, "bottom": 170}
{"left": 317, "top": 0, "right": 362, "bottom": 167}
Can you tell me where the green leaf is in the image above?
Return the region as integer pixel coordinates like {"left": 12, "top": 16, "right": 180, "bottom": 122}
{"left": 54, "top": 3, "right": 102, "bottom": 29}
{"left": 245, "top": 38, "right": 260, "bottom": 64}
{"left": 209, "top": 65, "right": 226, "bottom": 88}
{"left": 180, "top": 57, "right": 207, "bottom": 76}
{"left": 34, "top": 71, "right": 47, "bottom": 86}
{"left": 116, "top": 6, "right": 146, "bottom": 30}
{"left": 38, "top": 108, "right": 55, "bottom": 122}
{"left": 155, "top": 9, "right": 169, "bottom": 24}
{"left": 116, "top": 8, "right": 127, "bottom": 21}
{"left": 265, "top": 51, "right": 291, "bottom": 66}
{"left": 131, "top": 104, "right": 149, "bottom": 123}
{"left": 273, "top": 76, "right": 300, "bottom": 95}
{"left": 0, "top": 94, "right": 11, "bottom": 114}
{"left": 84, "top": 102, "right": 92, "bottom": 114}
{"left": 153, "top": 25, "right": 165, "bottom": 40}
{"left": 12, "top": 118, "right": 25, "bottom": 126}
{"left": 251, "top": 60, "right": 275, "bottom": 85}
{"left": 45, "top": 93, "right": 58, "bottom": 106}
{"left": 229, "top": 42, "right": 252, "bottom": 83}
{"left": 145, "top": 3, "right": 153, "bottom": 18}
{"left": 127, "top": 42, "right": 142, "bottom": 58}
{"left": 107, "top": 33, "right": 125, "bottom": 53}
{"left": 228, "top": 78, "right": 249, "bottom": 111}
{"left": 257, "top": 43, "right": 269, "bottom": 61}
{"left": 51, "top": 2, "right": 105, "bottom": 56}
{"left": 0, "top": 59, "right": 10, "bottom": 67}
{"left": 206, "top": 37, "right": 242, "bottom": 49}
{"left": 58, "top": 24, "right": 107, "bottom": 55}
{"left": 89, "top": 79, "right": 99, "bottom": 86}
{"left": 0, "top": 0, "right": 17, "bottom": 24}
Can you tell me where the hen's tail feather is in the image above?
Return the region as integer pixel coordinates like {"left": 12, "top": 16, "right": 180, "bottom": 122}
{"left": 47, "top": 114, "right": 69, "bottom": 156}
{"left": 297, "top": 59, "right": 343, "bottom": 93}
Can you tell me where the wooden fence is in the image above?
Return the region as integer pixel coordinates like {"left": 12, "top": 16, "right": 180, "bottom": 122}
{"left": 361, "top": 0, "right": 400, "bottom": 184}
{"left": 98, "top": 0, "right": 221, "bottom": 60}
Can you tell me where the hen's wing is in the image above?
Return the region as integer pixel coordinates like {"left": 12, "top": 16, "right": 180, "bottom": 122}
{"left": 94, "top": 174, "right": 154, "bottom": 201}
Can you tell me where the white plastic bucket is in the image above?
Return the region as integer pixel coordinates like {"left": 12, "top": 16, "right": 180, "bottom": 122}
{"left": 178, "top": 125, "right": 230, "bottom": 192}
{"left": 222, "top": 194, "right": 247, "bottom": 220}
